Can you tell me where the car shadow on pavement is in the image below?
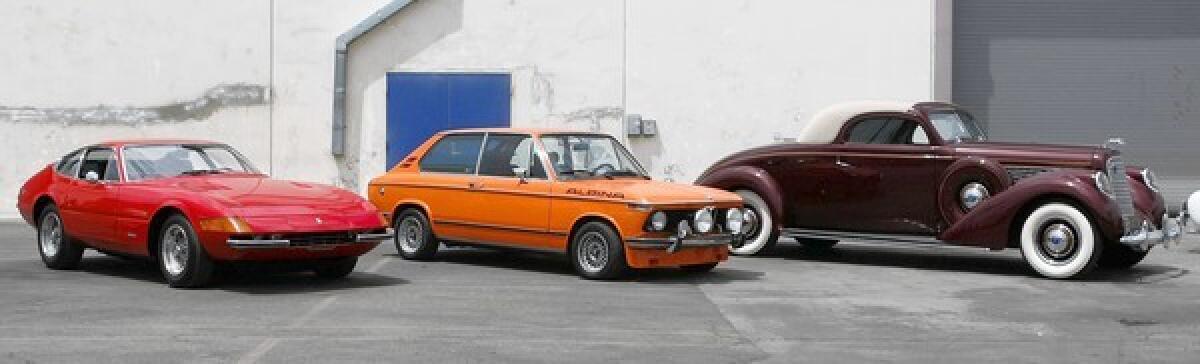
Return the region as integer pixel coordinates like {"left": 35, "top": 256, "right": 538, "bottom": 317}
{"left": 75, "top": 256, "right": 408, "bottom": 294}
{"left": 397, "top": 246, "right": 764, "bottom": 284}
{"left": 763, "top": 242, "right": 1190, "bottom": 283}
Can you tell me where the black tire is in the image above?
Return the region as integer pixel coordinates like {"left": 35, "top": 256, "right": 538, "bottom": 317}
{"left": 313, "top": 256, "right": 357, "bottom": 279}
{"left": 393, "top": 208, "right": 438, "bottom": 260}
{"left": 569, "top": 221, "right": 629, "bottom": 280}
{"left": 37, "top": 204, "right": 84, "bottom": 270}
{"left": 681, "top": 262, "right": 719, "bottom": 273}
{"left": 797, "top": 238, "right": 838, "bottom": 250}
{"left": 1098, "top": 243, "right": 1150, "bottom": 269}
{"left": 157, "top": 214, "right": 214, "bottom": 288}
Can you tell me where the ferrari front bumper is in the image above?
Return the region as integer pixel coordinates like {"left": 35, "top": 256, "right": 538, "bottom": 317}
{"left": 228, "top": 229, "right": 394, "bottom": 249}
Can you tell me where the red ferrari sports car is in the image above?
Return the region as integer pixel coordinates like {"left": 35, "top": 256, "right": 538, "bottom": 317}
{"left": 16, "top": 139, "right": 391, "bottom": 288}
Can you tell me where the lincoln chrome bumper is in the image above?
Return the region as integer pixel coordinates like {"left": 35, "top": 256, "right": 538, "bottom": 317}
{"left": 228, "top": 229, "right": 394, "bottom": 249}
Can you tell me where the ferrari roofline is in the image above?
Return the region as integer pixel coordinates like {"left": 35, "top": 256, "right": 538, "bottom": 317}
{"left": 89, "top": 139, "right": 224, "bottom": 147}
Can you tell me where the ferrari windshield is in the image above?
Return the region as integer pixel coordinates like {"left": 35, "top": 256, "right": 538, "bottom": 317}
{"left": 123, "top": 144, "right": 259, "bottom": 181}
{"left": 539, "top": 134, "right": 648, "bottom": 180}
{"left": 929, "top": 110, "right": 987, "bottom": 143}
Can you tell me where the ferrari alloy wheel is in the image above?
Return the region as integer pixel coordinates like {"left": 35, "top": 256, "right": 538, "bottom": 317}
{"left": 1018, "top": 203, "right": 1102, "bottom": 279}
{"left": 570, "top": 221, "right": 628, "bottom": 280}
{"left": 37, "top": 204, "right": 84, "bottom": 270}
{"left": 394, "top": 208, "right": 438, "bottom": 260}
{"left": 157, "top": 215, "right": 214, "bottom": 288}
{"left": 731, "top": 190, "right": 780, "bottom": 256}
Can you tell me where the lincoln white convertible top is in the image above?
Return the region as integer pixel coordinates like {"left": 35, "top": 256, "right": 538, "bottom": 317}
{"left": 795, "top": 101, "right": 917, "bottom": 144}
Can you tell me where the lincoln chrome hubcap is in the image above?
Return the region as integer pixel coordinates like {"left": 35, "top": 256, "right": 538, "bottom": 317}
{"left": 39, "top": 213, "right": 62, "bottom": 258}
{"left": 1038, "top": 222, "right": 1077, "bottom": 262}
{"left": 960, "top": 182, "right": 990, "bottom": 210}
{"left": 577, "top": 232, "right": 609, "bottom": 273}
{"left": 742, "top": 208, "right": 761, "bottom": 238}
{"left": 397, "top": 216, "right": 423, "bottom": 253}
{"left": 161, "top": 225, "right": 189, "bottom": 276}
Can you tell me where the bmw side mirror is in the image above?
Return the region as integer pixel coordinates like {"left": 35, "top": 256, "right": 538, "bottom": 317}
{"left": 513, "top": 167, "right": 529, "bottom": 183}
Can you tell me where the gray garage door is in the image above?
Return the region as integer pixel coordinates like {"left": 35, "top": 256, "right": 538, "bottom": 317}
{"left": 953, "top": 0, "right": 1200, "bottom": 204}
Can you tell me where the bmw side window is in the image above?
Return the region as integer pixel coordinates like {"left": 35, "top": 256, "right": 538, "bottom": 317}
{"left": 56, "top": 149, "right": 83, "bottom": 176}
{"left": 419, "top": 134, "right": 484, "bottom": 174}
{"left": 477, "top": 134, "right": 546, "bottom": 179}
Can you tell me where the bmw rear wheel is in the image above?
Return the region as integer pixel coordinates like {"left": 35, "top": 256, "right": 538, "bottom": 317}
{"left": 1018, "top": 202, "right": 1102, "bottom": 279}
{"left": 37, "top": 204, "right": 84, "bottom": 270}
{"left": 394, "top": 208, "right": 438, "bottom": 260}
{"left": 570, "top": 222, "right": 629, "bottom": 280}
{"left": 732, "top": 190, "right": 780, "bottom": 256}
{"left": 158, "top": 214, "right": 214, "bottom": 288}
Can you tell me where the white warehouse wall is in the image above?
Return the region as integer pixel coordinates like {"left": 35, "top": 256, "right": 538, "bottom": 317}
{"left": 0, "top": 0, "right": 944, "bottom": 218}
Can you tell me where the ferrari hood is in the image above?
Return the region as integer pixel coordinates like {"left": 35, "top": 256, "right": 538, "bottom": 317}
{"left": 160, "top": 175, "right": 367, "bottom": 215}
{"left": 951, "top": 141, "right": 1111, "bottom": 169}
{"left": 559, "top": 179, "right": 742, "bottom": 206}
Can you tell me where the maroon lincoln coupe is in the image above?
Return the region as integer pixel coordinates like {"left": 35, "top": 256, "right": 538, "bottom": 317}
{"left": 697, "top": 101, "right": 1188, "bottom": 279}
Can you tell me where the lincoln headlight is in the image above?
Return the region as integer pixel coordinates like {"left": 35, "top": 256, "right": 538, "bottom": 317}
{"left": 1141, "top": 168, "right": 1159, "bottom": 191}
{"left": 1093, "top": 171, "right": 1113, "bottom": 197}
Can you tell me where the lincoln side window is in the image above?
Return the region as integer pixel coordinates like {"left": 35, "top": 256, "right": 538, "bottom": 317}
{"left": 419, "top": 134, "right": 484, "bottom": 174}
{"left": 845, "top": 118, "right": 929, "bottom": 145}
{"left": 78, "top": 148, "right": 120, "bottom": 181}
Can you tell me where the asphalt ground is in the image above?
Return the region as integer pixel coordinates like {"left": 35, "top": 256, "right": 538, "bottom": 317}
{"left": 1, "top": 221, "right": 1199, "bottom": 363}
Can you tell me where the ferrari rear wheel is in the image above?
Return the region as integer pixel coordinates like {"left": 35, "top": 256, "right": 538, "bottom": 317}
{"left": 37, "top": 204, "right": 84, "bottom": 270}
{"left": 158, "top": 215, "right": 214, "bottom": 288}
{"left": 1018, "top": 202, "right": 1102, "bottom": 279}
{"left": 313, "top": 256, "right": 357, "bottom": 279}
{"left": 732, "top": 190, "right": 780, "bottom": 256}
{"left": 394, "top": 208, "right": 438, "bottom": 260}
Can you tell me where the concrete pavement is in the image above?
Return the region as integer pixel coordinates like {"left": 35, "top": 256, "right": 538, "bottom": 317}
{"left": 1, "top": 221, "right": 1198, "bottom": 363}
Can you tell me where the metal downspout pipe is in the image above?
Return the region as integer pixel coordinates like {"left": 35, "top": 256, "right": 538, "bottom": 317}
{"left": 332, "top": 0, "right": 417, "bottom": 156}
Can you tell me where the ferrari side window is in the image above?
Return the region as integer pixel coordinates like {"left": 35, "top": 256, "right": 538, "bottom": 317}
{"left": 79, "top": 148, "right": 119, "bottom": 181}
{"left": 56, "top": 149, "right": 83, "bottom": 176}
{"left": 420, "top": 133, "right": 484, "bottom": 174}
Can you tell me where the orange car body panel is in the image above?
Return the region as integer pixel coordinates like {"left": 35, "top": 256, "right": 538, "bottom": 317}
{"left": 369, "top": 129, "right": 741, "bottom": 269}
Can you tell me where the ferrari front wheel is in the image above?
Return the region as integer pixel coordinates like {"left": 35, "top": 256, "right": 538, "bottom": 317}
{"left": 158, "top": 215, "right": 214, "bottom": 288}
{"left": 1018, "top": 202, "right": 1102, "bottom": 279}
{"left": 37, "top": 204, "right": 84, "bottom": 270}
{"left": 731, "top": 190, "right": 780, "bottom": 256}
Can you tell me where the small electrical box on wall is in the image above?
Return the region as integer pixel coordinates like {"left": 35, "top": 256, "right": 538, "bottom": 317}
{"left": 625, "top": 114, "right": 658, "bottom": 137}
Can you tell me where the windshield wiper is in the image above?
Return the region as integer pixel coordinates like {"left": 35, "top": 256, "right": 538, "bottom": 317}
{"left": 603, "top": 171, "right": 649, "bottom": 179}
{"left": 180, "top": 169, "right": 227, "bottom": 176}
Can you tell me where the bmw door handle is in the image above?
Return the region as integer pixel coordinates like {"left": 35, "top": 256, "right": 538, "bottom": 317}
{"left": 467, "top": 182, "right": 483, "bottom": 190}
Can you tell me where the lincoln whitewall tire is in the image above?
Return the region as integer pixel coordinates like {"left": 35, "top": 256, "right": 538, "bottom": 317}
{"left": 569, "top": 221, "right": 629, "bottom": 280}
{"left": 158, "top": 215, "right": 214, "bottom": 288}
{"left": 37, "top": 204, "right": 84, "bottom": 270}
{"left": 1018, "top": 203, "right": 1102, "bottom": 279}
{"left": 732, "top": 190, "right": 780, "bottom": 256}
{"left": 394, "top": 208, "right": 438, "bottom": 260}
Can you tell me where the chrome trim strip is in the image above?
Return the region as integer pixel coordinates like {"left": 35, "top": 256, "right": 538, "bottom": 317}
{"left": 627, "top": 234, "right": 733, "bottom": 249}
{"left": 355, "top": 228, "right": 394, "bottom": 242}
{"left": 435, "top": 219, "right": 567, "bottom": 236}
{"left": 1106, "top": 154, "right": 1138, "bottom": 233}
{"left": 783, "top": 228, "right": 943, "bottom": 245}
{"left": 439, "top": 236, "right": 563, "bottom": 254}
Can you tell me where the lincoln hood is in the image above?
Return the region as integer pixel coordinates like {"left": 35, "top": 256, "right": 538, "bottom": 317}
{"left": 952, "top": 141, "right": 1112, "bottom": 169}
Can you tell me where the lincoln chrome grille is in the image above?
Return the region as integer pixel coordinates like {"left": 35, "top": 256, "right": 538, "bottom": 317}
{"left": 1106, "top": 155, "right": 1137, "bottom": 232}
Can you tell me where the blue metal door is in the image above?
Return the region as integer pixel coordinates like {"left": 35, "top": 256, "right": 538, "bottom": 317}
{"left": 386, "top": 72, "right": 511, "bottom": 168}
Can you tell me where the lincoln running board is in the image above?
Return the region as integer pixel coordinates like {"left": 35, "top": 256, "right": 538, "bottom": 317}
{"left": 783, "top": 228, "right": 944, "bottom": 246}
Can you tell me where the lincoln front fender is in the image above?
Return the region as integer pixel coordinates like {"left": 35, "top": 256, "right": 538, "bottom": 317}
{"left": 694, "top": 165, "right": 784, "bottom": 224}
{"left": 938, "top": 170, "right": 1123, "bottom": 249}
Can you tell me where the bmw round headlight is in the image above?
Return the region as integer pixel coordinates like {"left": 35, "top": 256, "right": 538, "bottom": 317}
{"left": 649, "top": 211, "right": 668, "bottom": 231}
{"left": 694, "top": 208, "right": 714, "bottom": 233}
{"left": 725, "top": 208, "right": 744, "bottom": 233}
{"left": 1093, "top": 171, "right": 1113, "bottom": 196}
{"left": 1141, "top": 168, "right": 1159, "bottom": 191}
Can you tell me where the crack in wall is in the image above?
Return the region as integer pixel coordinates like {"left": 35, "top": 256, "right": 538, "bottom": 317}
{"left": 0, "top": 83, "right": 270, "bottom": 124}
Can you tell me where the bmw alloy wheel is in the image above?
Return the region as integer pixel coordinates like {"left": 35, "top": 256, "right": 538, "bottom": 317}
{"left": 397, "top": 215, "right": 424, "bottom": 254}
{"left": 576, "top": 231, "right": 609, "bottom": 274}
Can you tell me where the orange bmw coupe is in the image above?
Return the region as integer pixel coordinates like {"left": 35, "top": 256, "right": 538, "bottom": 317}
{"left": 368, "top": 128, "right": 744, "bottom": 279}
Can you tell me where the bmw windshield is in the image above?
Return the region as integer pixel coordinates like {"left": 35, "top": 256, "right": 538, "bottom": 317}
{"left": 539, "top": 134, "right": 648, "bottom": 180}
{"left": 123, "top": 144, "right": 260, "bottom": 181}
{"left": 929, "top": 110, "right": 987, "bottom": 143}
